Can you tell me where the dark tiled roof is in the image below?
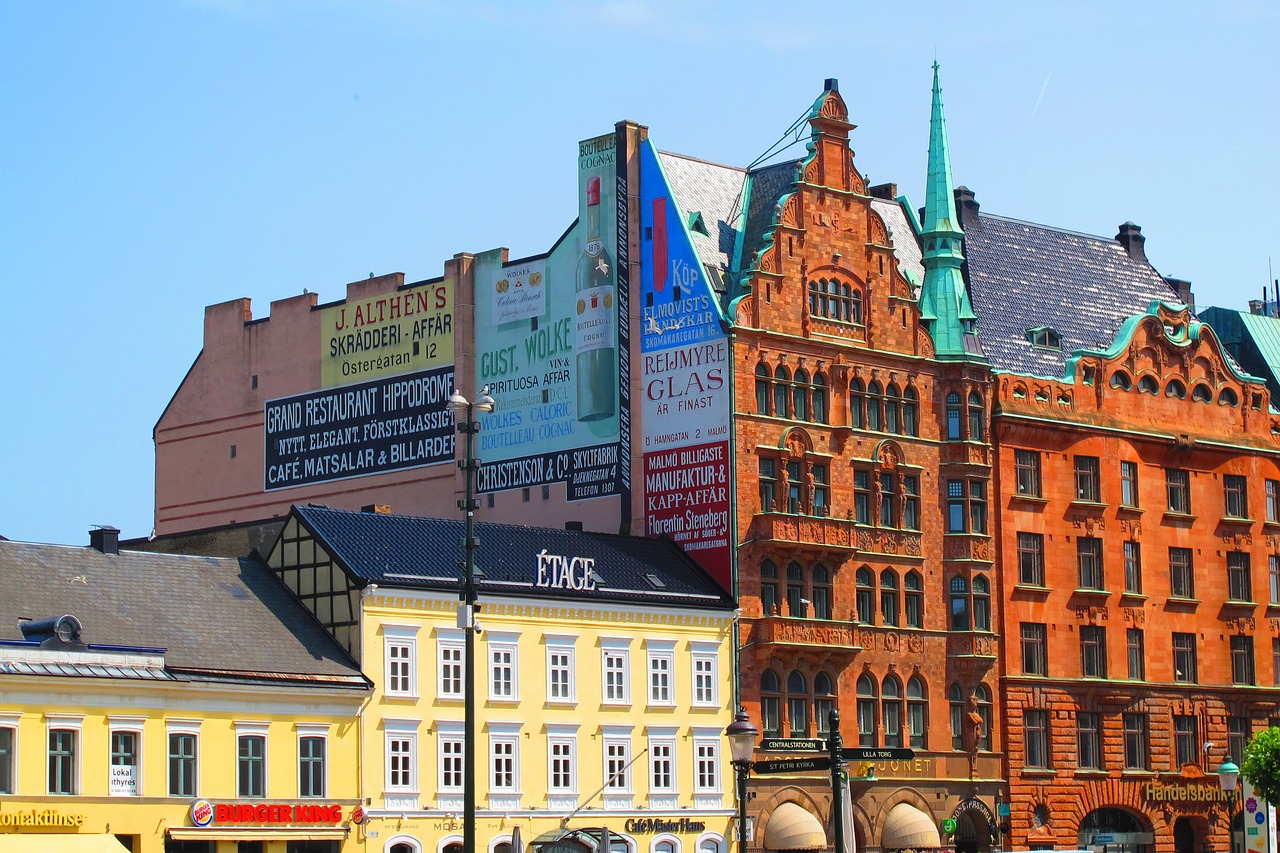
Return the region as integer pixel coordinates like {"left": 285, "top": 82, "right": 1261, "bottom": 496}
{"left": 125, "top": 518, "right": 286, "bottom": 558}
{"left": 292, "top": 505, "right": 735, "bottom": 610}
{"left": 0, "top": 540, "right": 367, "bottom": 686}
{"left": 740, "top": 160, "right": 802, "bottom": 284}
{"left": 657, "top": 151, "right": 745, "bottom": 290}
{"left": 964, "top": 213, "right": 1183, "bottom": 378}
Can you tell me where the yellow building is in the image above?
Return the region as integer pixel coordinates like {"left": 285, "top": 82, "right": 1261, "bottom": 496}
{"left": 263, "top": 505, "right": 739, "bottom": 853}
{"left": 0, "top": 528, "right": 371, "bottom": 853}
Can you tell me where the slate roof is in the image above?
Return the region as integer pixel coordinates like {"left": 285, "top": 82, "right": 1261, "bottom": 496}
{"left": 291, "top": 505, "right": 735, "bottom": 610}
{"left": 0, "top": 539, "right": 368, "bottom": 687}
{"left": 873, "top": 198, "right": 924, "bottom": 290}
{"left": 657, "top": 151, "right": 745, "bottom": 288}
{"left": 963, "top": 212, "right": 1183, "bottom": 378}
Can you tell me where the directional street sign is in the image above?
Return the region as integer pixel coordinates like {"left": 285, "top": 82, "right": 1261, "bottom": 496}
{"left": 760, "top": 738, "right": 825, "bottom": 752}
{"left": 841, "top": 747, "right": 916, "bottom": 761}
{"left": 753, "top": 756, "right": 833, "bottom": 775}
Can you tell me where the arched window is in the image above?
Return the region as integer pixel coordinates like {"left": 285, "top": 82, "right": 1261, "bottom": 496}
{"left": 856, "top": 567, "right": 875, "bottom": 624}
{"left": 850, "top": 289, "right": 864, "bottom": 324}
{"left": 760, "top": 560, "right": 778, "bottom": 616}
{"left": 882, "top": 676, "right": 903, "bottom": 748}
{"left": 653, "top": 840, "right": 678, "bottom": 853}
{"left": 973, "top": 574, "right": 991, "bottom": 631}
{"left": 812, "top": 373, "right": 829, "bottom": 424}
{"left": 948, "top": 683, "right": 965, "bottom": 750}
{"left": 815, "top": 672, "right": 836, "bottom": 735}
{"left": 755, "top": 364, "right": 771, "bottom": 414}
{"left": 787, "top": 671, "right": 808, "bottom": 737}
{"left": 885, "top": 384, "right": 901, "bottom": 434}
{"left": 949, "top": 576, "right": 970, "bottom": 630}
{"left": 1167, "top": 378, "right": 1187, "bottom": 399}
{"left": 946, "top": 392, "right": 962, "bottom": 439}
{"left": 1138, "top": 375, "right": 1159, "bottom": 394}
{"left": 907, "top": 676, "right": 927, "bottom": 749}
{"left": 1220, "top": 388, "right": 1240, "bottom": 407}
{"left": 774, "top": 366, "right": 791, "bottom": 418}
{"left": 866, "top": 382, "right": 883, "bottom": 431}
{"left": 850, "top": 379, "right": 865, "bottom": 429}
{"left": 968, "top": 392, "right": 984, "bottom": 441}
{"left": 786, "top": 561, "right": 805, "bottom": 617}
{"left": 1111, "top": 371, "right": 1132, "bottom": 391}
{"left": 808, "top": 281, "right": 823, "bottom": 317}
{"left": 880, "top": 569, "right": 900, "bottom": 627}
{"left": 761, "top": 670, "right": 781, "bottom": 737}
{"left": 902, "top": 387, "right": 919, "bottom": 436}
{"left": 698, "top": 838, "right": 724, "bottom": 853}
{"left": 856, "top": 674, "right": 877, "bottom": 746}
{"left": 904, "top": 570, "right": 924, "bottom": 628}
{"left": 812, "top": 564, "right": 832, "bottom": 620}
{"left": 793, "top": 368, "right": 810, "bottom": 421}
{"left": 975, "top": 684, "right": 993, "bottom": 750}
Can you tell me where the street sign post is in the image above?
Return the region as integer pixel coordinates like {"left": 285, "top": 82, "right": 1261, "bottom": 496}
{"left": 753, "top": 756, "right": 833, "bottom": 775}
{"left": 841, "top": 747, "right": 915, "bottom": 761}
{"left": 760, "top": 739, "right": 825, "bottom": 752}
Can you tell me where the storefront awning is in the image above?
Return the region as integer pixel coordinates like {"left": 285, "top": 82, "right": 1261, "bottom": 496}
{"left": 168, "top": 828, "right": 347, "bottom": 841}
{"left": 881, "top": 803, "right": 941, "bottom": 851}
{"left": 765, "top": 802, "right": 828, "bottom": 850}
{"left": 0, "top": 834, "right": 129, "bottom": 852}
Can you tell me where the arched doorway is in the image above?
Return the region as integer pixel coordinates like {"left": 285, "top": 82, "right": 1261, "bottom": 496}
{"left": 955, "top": 810, "right": 993, "bottom": 853}
{"left": 1172, "top": 817, "right": 1198, "bottom": 853}
{"left": 1077, "top": 808, "right": 1154, "bottom": 853}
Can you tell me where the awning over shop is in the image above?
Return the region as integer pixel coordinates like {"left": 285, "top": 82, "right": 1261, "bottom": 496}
{"left": 0, "top": 834, "right": 129, "bottom": 852}
{"left": 764, "top": 802, "right": 827, "bottom": 850}
{"left": 881, "top": 803, "right": 941, "bottom": 851}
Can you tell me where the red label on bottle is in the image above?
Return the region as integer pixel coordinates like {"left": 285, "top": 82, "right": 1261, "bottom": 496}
{"left": 586, "top": 176, "right": 600, "bottom": 207}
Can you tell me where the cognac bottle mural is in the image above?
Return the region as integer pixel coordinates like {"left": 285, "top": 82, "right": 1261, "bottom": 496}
{"left": 575, "top": 175, "right": 617, "bottom": 422}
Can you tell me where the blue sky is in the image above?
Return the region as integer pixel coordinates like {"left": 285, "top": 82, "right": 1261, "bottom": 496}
{"left": 2, "top": 1, "right": 1277, "bottom": 545}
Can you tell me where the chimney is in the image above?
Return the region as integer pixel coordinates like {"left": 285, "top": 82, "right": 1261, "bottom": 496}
{"left": 1116, "top": 222, "right": 1147, "bottom": 263}
{"left": 1250, "top": 300, "right": 1265, "bottom": 316}
{"left": 869, "top": 183, "right": 898, "bottom": 200}
{"left": 824, "top": 78, "right": 839, "bottom": 93}
{"left": 955, "top": 186, "right": 981, "bottom": 230}
{"left": 361, "top": 504, "right": 392, "bottom": 514}
{"left": 89, "top": 526, "right": 119, "bottom": 555}
{"left": 1164, "top": 277, "right": 1194, "bottom": 312}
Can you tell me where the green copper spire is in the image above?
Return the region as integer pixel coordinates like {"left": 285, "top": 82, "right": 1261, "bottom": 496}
{"left": 918, "top": 62, "right": 982, "bottom": 360}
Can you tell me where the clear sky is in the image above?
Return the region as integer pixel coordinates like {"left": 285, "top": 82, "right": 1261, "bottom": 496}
{"left": 2, "top": 1, "right": 1277, "bottom": 546}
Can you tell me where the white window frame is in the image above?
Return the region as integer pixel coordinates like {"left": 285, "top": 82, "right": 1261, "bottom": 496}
{"left": 166, "top": 719, "right": 201, "bottom": 798}
{"left": 652, "top": 836, "right": 682, "bottom": 853}
{"left": 235, "top": 721, "right": 270, "bottom": 798}
{"left": 384, "top": 719, "right": 420, "bottom": 793}
{"left": 296, "top": 723, "right": 330, "bottom": 799}
{"left": 690, "top": 643, "right": 719, "bottom": 708}
{"left": 692, "top": 730, "right": 722, "bottom": 794}
{"left": 602, "top": 727, "right": 633, "bottom": 793}
{"left": 546, "top": 634, "right": 578, "bottom": 705}
{"left": 489, "top": 723, "right": 522, "bottom": 793}
{"left": 487, "top": 632, "right": 520, "bottom": 702}
{"left": 602, "top": 638, "right": 632, "bottom": 706}
{"left": 46, "top": 714, "right": 83, "bottom": 796}
{"left": 385, "top": 624, "right": 421, "bottom": 698}
{"left": 546, "top": 723, "right": 579, "bottom": 794}
{"left": 0, "top": 712, "right": 19, "bottom": 796}
{"left": 437, "top": 720, "right": 465, "bottom": 793}
{"left": 647, "top": 727, "right": 678, "bottom": 794}
{"left": 437, "top": 627, "right": 465, "bottom": 700}
{"left": 646, "top": 640, "right": 677, "bottom": 707}
{"left": 107, "top": 716, "right": 145, "bottom": 797}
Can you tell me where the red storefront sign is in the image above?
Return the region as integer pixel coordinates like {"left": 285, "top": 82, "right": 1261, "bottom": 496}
{"left": 194, "top": 802, "right": 344, "bottom": 824}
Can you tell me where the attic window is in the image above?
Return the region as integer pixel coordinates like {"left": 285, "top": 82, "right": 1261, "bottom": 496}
{"left": 1026, "top": 327, "right": 1062, "bottom": 350}
{"left": 688, "top": 211, "right": 709, "bottom": 236}
{"left": 644, "top": 573, "right": 667, "bottom": 590}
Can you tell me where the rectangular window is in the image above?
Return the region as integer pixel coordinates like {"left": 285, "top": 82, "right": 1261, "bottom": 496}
{"left": 438, "top": 638, "right": 463, "bottom": 699}
{"left": 603, "top": 649, "right": 630, "bottom": 704}
{"left": 1167, "top": 468, "right": 1192, "bottom": 514}
{"left": 1170, "top": 548, "right": 1195, "bottom": 598}
{"left": 1228, "top": 552, "right": 1253, "bottom": 602}
{"left": 549, "top": 738, "right": 575, "bottom": 792}
{"left": 1078, "top": 713, "right": 1101, "bottom": 770}
{"left": 695, "top": 740, "right": 720, "bottom": 792}
{"left": 693, "top": 654, "right": 718, "bottom": 707}
{"left": 1174, "top": 715, "right": 1199, "bottom": 768}
{"left": 386, "top": 638, "right": 415, "bottom": 696}
{"left": 1127, "top": 628, "right": 1146, "bottom": 680}
{"left": 649, "top": 740, "right": 674, "bottom": 791}
{"left": 387, "top": 735, "right": 415, "bottom": 790}
{"left": 648, "top": 651, "right": 674, "bottom": 705}
{"left": 0, "top": 726, "right": 13, "bottom": 794}
{"left": 1021, "top": 623, "right": 1047, "bottom": 676}
{"left": 1077, "top": 537, "right": 1104, "bottom": 590}
{"left": 902, "top": 475, "right": 920, "bottom": 530}
{"left": 1123, "top": 713, "right": 1149, "bottom": 770}
{"left": 1229, "top": 717, "right": 1250, "bottom": 763}
{"left": 238, "top": 734, "right": 266, "bottom": 798}
{"left": 1075, "top": 455, "right": 1101, "bottom": 502}
{"left": 854, "top": 469, "right": 871, "bottom": 524}
{"left": 1271, "top": 556, "right": 1280, "bottom": 605}
{"left": 489, "top": 643, "right": 517, "bottom": 700}
{"left": 605, "top": 740, "right": 630, "bottom": 791}
{"left": 548, "top": 646, "right": 575, "bottom": 703}
{"left": 1018, "top": 532, "right": 1045, "bottom": 586}
{"left": 1173, "top": 633, "right": 1198, "bottom": 683}
{"left": 1024, "top": 710, "right": 1049, "bottom": 768}
{"left": 1015, "top": 449, "right": 1042, "bottom": 497}
{"left": 109, "top": 730, "right": 139, "bottom": 797}
{"left": 970, "top": 480, "right": 987, "bottom": 533}
{"left": 168, "top": 732, "right": 198, "bottom": 797}
{"left": 299, "top": 736, "right": 326, "bottom": 798}
{"left": 1225, "top": 474, "right": 1249, "bottom": 518}
{"left": 1124, "top": 541, "right": 1142, "bottom": 594}
{"left": 440, "top": 737, "right": 464, "bottom": 791}
{"left": 759, "top": 458, "right": 776, "bottom": 512}
{"left": 1080, "top": 626, "right": 1107, "bottom": 678}
{"left": 1121, "top": 460, "right": 1139, "bottom": 507}
{"left": 1232, "top": 635, "right": 1256, "bottom": 685}
{"left": 490, "top": 736, "right": 518, "bottom": 791}
{"left": 879, "top": 472, "right": 897, "bottom": 527}
{"left": 812, "top": 464, "right": 829, "bottom": 516}
{"left": 48, "top": 729, "right": 76, "bottom": 795}
{"left": 947, "top": 479, "right": 966, "bottom": 532}
{"left": 1268, "top": 479, "right": 1280, "bottom": 523}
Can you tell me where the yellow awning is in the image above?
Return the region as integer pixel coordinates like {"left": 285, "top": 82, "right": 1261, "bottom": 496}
{"left": 764, "top": 802, "right": 827, "bottom": 850}
{"left": 168, "top": 827, "right": 347, "bottom": 841}
{"left": 0, "top": 834, "right": 129, "bottom": 853}
{"left": 880, "top": 803, "right": 941, "bottom": 850}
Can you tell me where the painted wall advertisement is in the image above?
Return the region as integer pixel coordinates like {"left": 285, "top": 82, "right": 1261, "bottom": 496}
{"left": 472, "top": 130, "right": 630, "bottom": 505}
{"left": 263, "top": 280, "right": 456, "bottom": 490}
{"left": 1243, "top": 779, "right": 1276, "bottom": 853}
{"left": 639, "top": 139, "right": 731, "bottom": 590}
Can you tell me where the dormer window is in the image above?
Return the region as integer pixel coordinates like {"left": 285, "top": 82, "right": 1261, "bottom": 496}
{"left": 1026, "top": 327, "right": 1062, "bottom": 350}
{"left": 687, "top": 211, "right": 709, "bottom": 236}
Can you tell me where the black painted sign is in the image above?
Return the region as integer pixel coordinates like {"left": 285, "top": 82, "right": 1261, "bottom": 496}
{"left": 760, "top": 738, "right": 825, "bottom": 752}
{"left": 753, "top": 757, "right": 832, "bottom": 774}
{"left": 841, "top": 747, "right": 915, "bottom": 761}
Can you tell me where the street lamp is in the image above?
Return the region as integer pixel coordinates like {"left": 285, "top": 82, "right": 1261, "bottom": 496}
{"left": 726, "top": 708, "right": 759, "bottom": 853}
{"left": 1217, "top": 759, "right": 1241, "bottom": 853}
{"left": 449, "top": 386, "right": 495, "bottom": 853}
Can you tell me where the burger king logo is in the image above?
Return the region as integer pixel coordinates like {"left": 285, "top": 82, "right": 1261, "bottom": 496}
{"left": 191, "top": 799, "right": 214, "bottom": 827}
{"left": 350, "top": 805, "right": 367, "bottom": 825}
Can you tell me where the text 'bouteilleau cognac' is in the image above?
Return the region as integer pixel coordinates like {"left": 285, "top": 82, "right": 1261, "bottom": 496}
{"left": 575, "top": 175, "right": 617, "bottom": 422}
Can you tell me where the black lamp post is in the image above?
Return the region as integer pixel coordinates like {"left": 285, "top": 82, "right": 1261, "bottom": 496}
{"left": 449, "top": 386, "right": 495, "bottom": 853}
{"left": 1218, "top": 759, "right": 1241, "bottom": 853}
{"left": 726, "top": 709, "right": 759, "bottom": 853}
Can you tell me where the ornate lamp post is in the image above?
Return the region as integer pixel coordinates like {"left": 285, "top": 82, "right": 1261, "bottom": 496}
{"left": 1218, "top": 759, "right": 1241, "bottom": 853}
{"left": 449, "top": 387, "right": 495, "bottom": 853}
{"left": 725, "top": 709, "right": 759, "bottom": 853}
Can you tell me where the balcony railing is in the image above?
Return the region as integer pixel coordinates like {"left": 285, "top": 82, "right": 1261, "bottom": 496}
{"left": 750, "top": 512, "right": 922, "bottom": 558}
